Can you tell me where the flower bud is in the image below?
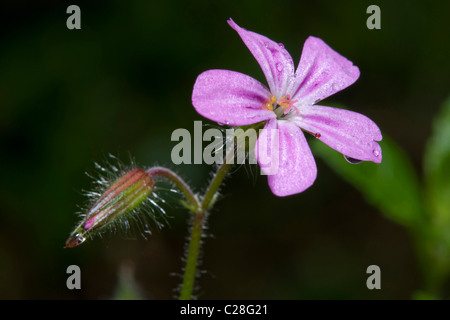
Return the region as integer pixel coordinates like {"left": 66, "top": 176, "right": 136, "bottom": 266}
{"left": 65, "top": 168, "right": 154, "bottom": 248}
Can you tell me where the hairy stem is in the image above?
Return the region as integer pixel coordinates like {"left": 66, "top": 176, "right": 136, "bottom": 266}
{"left": 179, "top": 158, "right": 233, "bottom": 300}
{"left": 178, "top": 122, "right": 265, "bottom": 300}
{"left": 146, "top": 166, "right": 199, "bottom": 212}
{"left": 179, "top": 209, "right": 207, "bottom": 300}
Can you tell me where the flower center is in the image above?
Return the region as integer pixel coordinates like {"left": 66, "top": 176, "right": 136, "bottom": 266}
{"left": 262, "top": 94, "right": 299, "bottom": 117}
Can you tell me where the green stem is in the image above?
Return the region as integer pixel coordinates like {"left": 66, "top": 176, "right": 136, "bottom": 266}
{"left": 179, "top": 210, "right": 206, "bottom": 300}
{"left": 146, "top": 166, "right": 199, "bottom": 212}
{"left": 179, "top": 158, "right": 233, "bottom": 300}
{"left": 201, "top": 164, "right": 233, "bottom": 212}
{"left": 178, "top": 121, "right": 265, "bottom": 300}
{"left": 146, "top": 166, "right": 208, "bottom": 300}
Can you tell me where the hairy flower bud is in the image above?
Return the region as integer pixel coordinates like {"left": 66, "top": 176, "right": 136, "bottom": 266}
{"left": 65, "top": 168, "right": 154, "bottom": 248}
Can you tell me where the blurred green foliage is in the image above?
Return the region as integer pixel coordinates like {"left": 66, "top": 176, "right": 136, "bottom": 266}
{"left": 112, "top": 261, "right": 145, "bottom": 300}
{"left": 425, "top": 97, "right": 450, "bottom": 241}
{"left": 313, "top": 136, "right": 423, "bottom": 229}
{"left": 313, "top": 97, "right": 450, "bottom": 298}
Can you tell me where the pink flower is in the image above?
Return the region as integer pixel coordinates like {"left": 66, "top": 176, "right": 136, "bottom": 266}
{"left": 192, "top": 19, "right": 382, "bottom": 196}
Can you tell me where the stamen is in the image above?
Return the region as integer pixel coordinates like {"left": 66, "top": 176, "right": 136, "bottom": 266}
{"left": 263, "top": 102, "right": 273, "bottom": 111}
{"left": 271, "top": 95, "right": 277, "bottom": 104}
{"left": 262, "top": 94, "right": 299, "bottom": 116}
{"left": 262, "top": 95, "right": 277, "bottom": 111}
{"left": 277, "top": 94, "right": 299, "bottom": 115}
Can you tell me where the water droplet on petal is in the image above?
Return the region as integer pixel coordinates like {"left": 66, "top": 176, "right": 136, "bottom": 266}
{"left": 278, "top": 43, "right": 284, "bottom": 48}
{"left": 344, "top": 155, "right": 363, "bottom": 164}
{"left": 332, "top": 83, "right": 340, "bottom": 92}
{"left": 373, "top": 149, "right": 380, "bottom": 157}
{"left": 264, "top": 42, "right": 269, "bottom": 48}
{"left": 276, "top": 63, "right": 283, "bottom": 72}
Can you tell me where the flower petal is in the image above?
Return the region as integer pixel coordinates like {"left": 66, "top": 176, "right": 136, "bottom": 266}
{"left": 192, "top": 69, "right": 275, "bottom": 126}
{"left": 228, "top": 19, "right": 295, "bottom": 99}
{"left": 288, "top": 36, "right": 360, "bottom": 105}
{"left": 293, "top": 105, "right": 382, "bottom": 163}
{"left": 256, "top": 119, "right": 317, "bottom": 196}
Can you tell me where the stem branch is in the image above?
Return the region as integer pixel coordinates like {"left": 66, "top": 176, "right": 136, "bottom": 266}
{"left": 146, "top": 166, "right": 199, "bottom": 212}
{"left": 178, "top": 122, "right": 264, "bottom": 300}
{"left": 179, "top": 156, "right": 233, "bottom": 299}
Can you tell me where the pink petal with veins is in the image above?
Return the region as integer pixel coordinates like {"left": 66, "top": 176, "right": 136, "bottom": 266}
{"left": 228, "top": 19, "right": 295, "bottom": 99}
{"left": 256, "top": 120, "right": 317, "bottom": 196}
{"left": 192, "top": 69, "right": 275, "bottom": 126}
{"left": 297, "top": 105, "right": 382, "bottom": 163}
{"left": 288, "top": 36, "right": 360, "bottom": 105}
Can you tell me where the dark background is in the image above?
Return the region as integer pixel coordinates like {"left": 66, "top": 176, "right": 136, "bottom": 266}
{"left": 0, "top": 0, "right": 448, "bottom": 299}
